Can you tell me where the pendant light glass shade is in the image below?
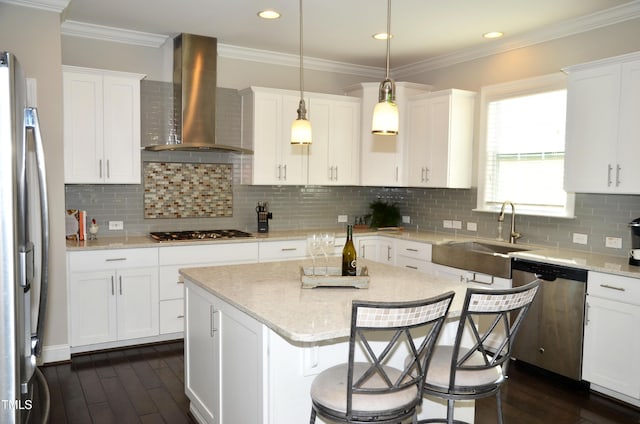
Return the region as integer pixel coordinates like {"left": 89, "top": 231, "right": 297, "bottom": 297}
{"left": 372, "top": 78, "right": 398, "bottom": 135}
{"left": 291, "top": 0, "right": 312, "bottom": 144}
{"left": 372, "top": 0, "right": 398, "bottom": 136}
{"left": 292, "top": 99, "right": 312, "bottom": 144}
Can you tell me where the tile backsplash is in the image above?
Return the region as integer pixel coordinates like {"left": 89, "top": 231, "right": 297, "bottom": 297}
{"left": 143, "top": 162, "right": 233, "bottom": 219}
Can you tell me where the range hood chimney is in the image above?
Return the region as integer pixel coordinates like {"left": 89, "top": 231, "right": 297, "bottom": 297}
{"left": 145, "top": 33, "right": 252, "bottom": 153}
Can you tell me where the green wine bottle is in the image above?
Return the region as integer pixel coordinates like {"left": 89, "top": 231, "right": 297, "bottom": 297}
{"left": 342, "top": 225, "right": 357, "bottom": 276}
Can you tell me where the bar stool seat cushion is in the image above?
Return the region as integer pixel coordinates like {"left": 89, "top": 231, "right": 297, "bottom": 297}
{"left": 311, "top": 362, "right": 417, "bottom": 414}
{"left": 424, "top": 346, "right": 504, "bottom": 392}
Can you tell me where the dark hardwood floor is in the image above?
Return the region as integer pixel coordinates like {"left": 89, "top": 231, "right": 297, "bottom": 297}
{"left": 42, "top": 341, "right": 193, "bottom": 424}
{"left": 476, "top": 361, "right": 640, "bottom": 424}
{"left": 40, "top": 341, "right": 640, "bottom": 423}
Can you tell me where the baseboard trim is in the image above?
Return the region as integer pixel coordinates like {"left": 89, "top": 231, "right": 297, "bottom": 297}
{"left": 40, "top": 344, "right": 71, "bottom": 364}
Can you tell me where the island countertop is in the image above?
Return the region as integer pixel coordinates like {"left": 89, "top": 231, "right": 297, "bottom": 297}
{"left": 179, "top": 258, "right": 470, "bottom": 343}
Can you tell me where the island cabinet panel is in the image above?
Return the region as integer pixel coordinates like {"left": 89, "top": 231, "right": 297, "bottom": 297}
{"left": 185, "top": 282, "right": 265, "bottom": 424}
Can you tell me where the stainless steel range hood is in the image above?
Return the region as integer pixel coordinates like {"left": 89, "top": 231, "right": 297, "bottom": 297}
{"left": 145, "top": 33, "right": 252, "bottom": 153}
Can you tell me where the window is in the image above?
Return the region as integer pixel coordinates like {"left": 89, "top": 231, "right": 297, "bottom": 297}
{"left": 476, "top": 73, "right": 574, "bottom": 218}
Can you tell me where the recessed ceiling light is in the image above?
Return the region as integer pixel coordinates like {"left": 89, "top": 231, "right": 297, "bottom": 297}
{"left": 258, "top": 10, "right": 281, "bottom": 19}
{"left": 372, "top": 32, "right": 393, "bottom": 40}
{"left": 483, "top": 31, "right": 504, "bottom": 39}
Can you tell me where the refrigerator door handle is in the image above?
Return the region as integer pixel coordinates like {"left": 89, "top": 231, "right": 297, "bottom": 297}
{"left": 24, "top": 107, "right": 49, "bottom": 359}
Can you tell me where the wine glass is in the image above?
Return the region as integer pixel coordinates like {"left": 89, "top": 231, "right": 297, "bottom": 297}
{"left": 306, "top": 234, "right": 323, "bottom": 275}
{"left": 319, "top": 233, "right": 335, "bottom": 275}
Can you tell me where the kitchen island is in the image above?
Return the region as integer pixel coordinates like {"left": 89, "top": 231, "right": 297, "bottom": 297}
{"left": 180, "top": 258, "right": 474, "bottom": 424}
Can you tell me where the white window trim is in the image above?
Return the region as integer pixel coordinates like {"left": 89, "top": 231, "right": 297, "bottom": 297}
{"left": 475, "top": 72, "right": 575, "bottom": 218}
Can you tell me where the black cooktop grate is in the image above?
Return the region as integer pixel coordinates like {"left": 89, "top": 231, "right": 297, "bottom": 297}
{"left": 149, "top": 229, "right": 253, "bottom": 241}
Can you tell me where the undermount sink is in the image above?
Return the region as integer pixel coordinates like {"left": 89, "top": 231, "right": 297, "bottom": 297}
{"left": 432, "top": 240, "right": 531, "bottom": 279}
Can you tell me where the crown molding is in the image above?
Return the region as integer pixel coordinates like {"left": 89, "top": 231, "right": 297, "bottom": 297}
{"left": 217, "top": 43, "right": 383, "bottom": 79}
{"left": 0, "top": 0, "right": 68, "bottom": 12}
{"left": 54, "top": 0, "right": 640, "bottom": 78}
{"left": 394, "top": 0, "right": 640, "bottom": 78}
{"left": 61, "top": 20, "right": 168, "bottom": 48}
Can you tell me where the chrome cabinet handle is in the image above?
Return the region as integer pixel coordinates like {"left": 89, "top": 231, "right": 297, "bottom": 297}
{"left": 585, "top": 302, "right": 590, "bottom": 326}
{"left": 405, "top": 265, "right": 418, "bottom": 270}
{"left": 334, "top": 166, "right": 338, "bottom": 181}
{"left": 105, "top": 257, "right": 127, "bottom": 262}
{"left": 210, "top": 306, "right": 219, "bottom": 337}
{"left": 283, "top": 164, "right": 287, "bottom": 180}
{"left": 607, "top": 164, "right": 613, "bottom": 187}
{"left": 395, "top": 166, "right": 399, "bottom": 182}
{"left": 106, "top": 159, "right": 110, "bottom": 179}
{"left": 616, "top": 164, "right": 621, "bottom": 187}
{"left": 328, "top": 166, "right": 333, "bottom": 180}
{"left": 406, "top": 248, "right": 419, "bottom": 252}
{"left": 281, "top": 247, "right": 297, "bottom": 252}
{"left": 600, "top": 284, "right": 625, "bottom": 292}
{"left": 177, "top": 314, "right": 185, "bottom": 319}
{"left": 99, "top": 159, "right": 103, "bottom": 178}
{"left": 111, "top": 276, "right": 115, "bottom": 295}
{"left": 119, "top": 276, "right": 122, "bottom": 295}
{"left": 387, "top": 246, "right": 392, "bottom": 261}
{"left": 277, "top": 164, "right": 282, "bottom": 180}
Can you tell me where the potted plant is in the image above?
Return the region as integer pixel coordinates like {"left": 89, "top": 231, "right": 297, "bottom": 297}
{"left": 367, "top": 200, "right": 401, "bottom": 229}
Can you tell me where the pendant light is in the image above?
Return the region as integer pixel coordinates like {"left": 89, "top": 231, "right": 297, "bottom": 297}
{"left": 371, "top": 0, "right": 398, "bottom": 135}
{"left": 291, "top": 0, "right": 312, "bottom": 144}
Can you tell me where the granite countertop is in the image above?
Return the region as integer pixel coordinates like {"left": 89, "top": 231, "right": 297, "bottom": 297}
{"left": 65, "top": 228, "right": 640, "bottom": 279}
{"left": 180, "top": 258, "right": 470, "bottom": 344}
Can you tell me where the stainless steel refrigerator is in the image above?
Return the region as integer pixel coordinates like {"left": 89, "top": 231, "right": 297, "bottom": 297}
{"left": 0, "top": 51, "right": 50, "bottom": 423}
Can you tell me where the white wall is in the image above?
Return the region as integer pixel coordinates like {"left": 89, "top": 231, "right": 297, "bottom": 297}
{"left": 0, "top": 2, "right": 68, "bottom": 359}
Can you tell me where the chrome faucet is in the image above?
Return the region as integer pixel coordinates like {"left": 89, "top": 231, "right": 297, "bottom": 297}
{"left": 498, "top": 201, "right": 521, "bottom": 244}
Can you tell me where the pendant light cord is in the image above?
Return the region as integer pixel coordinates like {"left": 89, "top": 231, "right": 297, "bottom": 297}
{"left": 385, "top": 0, "right": 391, "bottom": 79}
{"left": 299, "top": 0, "right": 304, "bottom": 99}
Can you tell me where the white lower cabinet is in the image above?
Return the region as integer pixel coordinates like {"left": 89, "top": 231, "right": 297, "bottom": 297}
{"left": 68, "top": 248, "right": 159, "bottom": 348}
{"left": 583, "top": 271, "right": 640, "bottom": 406}
{"left": 158, "top": 242, "right": 259, "bottom": 335}
{"left": 395, "top": 239, "right": 431, "bottom": 273}
{"left": 356, "top": 236, "right": 394, "bottom": 265}
{"left": 258, "top": 239, "right": 308, "bottom": 262}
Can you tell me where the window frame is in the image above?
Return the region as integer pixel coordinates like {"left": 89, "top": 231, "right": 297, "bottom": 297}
{"left": 475, "top": 73, "right": 575, "bottom": 218}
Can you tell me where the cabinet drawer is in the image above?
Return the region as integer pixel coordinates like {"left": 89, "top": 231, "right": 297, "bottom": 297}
{"left": 395, "top": 240, "right": 432, "bottom": 261}
{"left": 158, "top": 241, "right": 258, "bottom": 265}
{"left": 396, "top": 256, "right": 431, "bottom": 274}
{"left": 588, "top": 271, "right": 640, "bottom": 305}
{"left": 159, "top": 265, "right": 186, "bottom": 300}
{"left": 160, "top": 299, "right": 184, "bottom": 334}
{"left": 259, "top": 239, "right": 307, "bottom": 262}
{"left": 69, "top": 248, "right": 158, "bottom": 271}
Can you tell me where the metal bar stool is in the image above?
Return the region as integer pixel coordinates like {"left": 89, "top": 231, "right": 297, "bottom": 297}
{"left": 310, "top": 291, "right": 456, "bottom": 424}
{"left": 418, "top": 280, "right": 540, "bottom": 424}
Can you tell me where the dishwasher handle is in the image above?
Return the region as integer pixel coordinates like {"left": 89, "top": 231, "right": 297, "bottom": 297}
{"left": 535, "top": 273, "right": 557, "bottom": 282}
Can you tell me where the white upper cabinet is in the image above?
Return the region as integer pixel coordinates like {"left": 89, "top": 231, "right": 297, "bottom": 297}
{"left": 241, "top": 87, "right": 308, "bottom": 185}
{"left": 345, "top": 82, "right": 431, "bottom": 187}
{"left": 240, "top": 87, "right": 361, "bottom": 185}
{"left": 564, "top": 52, "right": 640, "bottom": 194}
{"left": 307, "top": 95, "right": 361, "bottom": 185}
{"left": 406, "top": 89, "right": 475, "bottom": 188}
{"left": 63, "top": 66, "right": 144, "bottom": 184}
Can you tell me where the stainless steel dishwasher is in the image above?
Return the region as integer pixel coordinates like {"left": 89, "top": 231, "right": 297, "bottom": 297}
{"left": 511, "top": 258, "right": 588, "bottom": 380}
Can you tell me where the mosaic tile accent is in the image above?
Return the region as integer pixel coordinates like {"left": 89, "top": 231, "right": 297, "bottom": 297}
{"left": 143, "top": 162, "right": 233, "bottom": 219}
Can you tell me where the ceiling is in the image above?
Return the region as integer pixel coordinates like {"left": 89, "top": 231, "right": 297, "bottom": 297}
{"left": 60, "top": 0, "right": 639, "bottom": 72}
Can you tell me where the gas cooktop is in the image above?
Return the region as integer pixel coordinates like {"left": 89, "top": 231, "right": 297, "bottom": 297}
{"left": 149, "top": 229, "right": 254, "bottom": 242}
